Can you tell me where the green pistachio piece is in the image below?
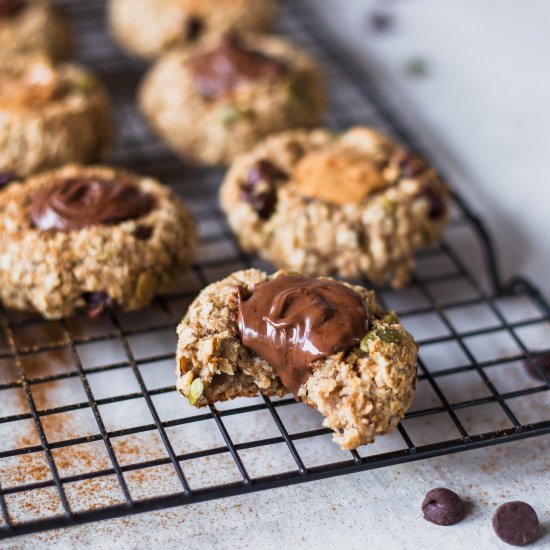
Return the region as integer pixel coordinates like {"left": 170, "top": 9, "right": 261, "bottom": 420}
{"left": 97, "top": 251, "right": 114, "bottom": 261}
{"left": 188, "top": 378, "right": 204, "bottom": 406}
{"left": 361, "top": 327, "right": 401, "bottom": 349}
{"left": 377, "top": 328, "right": 402, "bottom": 344}
{"left": 360, "top": 330, "right": 376, "bottom": 352}
{"left": 71, "top": 72, "right": 97, "bottom": 94}
{"left": 367, "top": 302, "right": 379, "bottom": 318}
{"left": 160, "top": 269, "right": 174, "bottom": 285}
{"left": 286, "top": 80, "right": 311, "bottom": 107}
{"left": 136, "top": 272, "right": 156, "bottom": 303}
{"left": 218, "top": 105, "right": 247, "bottom": 126}
{"left": 326, "top": 129, "right": 343, "bottom": 140}
{"left": 383, "top": 312, "right": 399, "bottom": 324}
{"left": 380, "top": 196, "right": 397, "bottom": 213}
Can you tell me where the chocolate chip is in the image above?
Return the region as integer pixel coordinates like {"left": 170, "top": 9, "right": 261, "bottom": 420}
{"left": 285, "top": 141, "right": 306, "bottom": 162}
{"left": 0, "top": 171, "right": 15, "bottom": 189}
{"left": 492, "top": 501, "right": 539, "bottom": 546}
{"left": 0, "top": 0, "right": 25, "bottom": 18}
{"left": 186, "top": 15, "right": 204, "bottom": 42}
{"left": 248, "top": 159, "right": 288, "bottom": 186}
{"left": 369, "top": 11, "right": 393, "bottom": 32}
{"left": 524, "top": 351, "right": 550, "bottom": 382}
{"left": 240, "top": 160, "right": 288, "bottom": 219}
{"left": 391, "top": 150, "right": 427, "bottom": 178}
{"left": 236, "top": 285, "right": 252, "bottom": 302}
{"left": 134, "top": 225, "right": 153, "bottom": 241}
{"left": 83, "top": 292, "right": 114, "bottom": 319}
{"left": 422, "top": 488, "right": 465, "bottom": 526}
{"left": 242, "top": 185, "right": 277, "bottom": 220}
{"left": 418, "top": 186, "right": 446, "bottom": 219}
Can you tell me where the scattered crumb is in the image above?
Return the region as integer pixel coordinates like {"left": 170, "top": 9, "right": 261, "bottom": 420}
{"left": 368, "top": 11, "right": 393, "bottom": 32}
{"left": 404, "top": 58, "right": 428, "bottom": 77}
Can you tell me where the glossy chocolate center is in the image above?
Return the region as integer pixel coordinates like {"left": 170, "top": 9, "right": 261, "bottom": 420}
{"left": 30, "top": 177, "right": 155, "bottom": 231}
{"left": 0, "top": 0, "right": 25, "bottom": 18}
{"left": 187, "top": 35, "right": 287, "bottom": 98}
{"left": 237, "top": 275, "right": 369, "bottom": 396}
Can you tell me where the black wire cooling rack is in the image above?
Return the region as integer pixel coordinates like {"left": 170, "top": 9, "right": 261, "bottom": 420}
{"left": 1, "top": 0, "right": 549, "bottom": 539}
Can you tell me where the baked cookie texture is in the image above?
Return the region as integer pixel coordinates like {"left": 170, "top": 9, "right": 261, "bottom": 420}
{"left": 0, "top": 0, "right": 72, "bottom": 62}
{"left": 108, "top": 0, "right": 276, "bottom": 60}
{"left": 139, "top": 33, "right": 325, "bottom": 166}
{"left": 0, "top": 165, "right": 196, "bottom": 319}
{"left": 176, "top": 269, "right": 418, "bottom": 450}
{"left": 220, "top": 127, "right": 450, "bottom": 287}
{"left": 0, "top": 58, "right": 112, "bottom": 177}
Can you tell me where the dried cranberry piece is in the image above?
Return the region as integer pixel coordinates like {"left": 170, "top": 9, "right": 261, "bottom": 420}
{"left": 524, "top": 351, "right": 550, "bottom": 381}
{"left": 240, "top": 160, "right": 288, "bottom": 220}
{"left": 0, "top": 0, "right": 25, "bottom": 18}
{"left": 0, "top": 171, "right": 15, "bottom": 189}
{"left": 134, "top": 225, "right": 153, "bottom": 240}
{"left": 83, "top": 292, "right": 114, "bottom": 319}
{"left": 418, "top": 186, "right": 446, "bottom": 220}
{"left": 186, "top": 15, "right": 204, "bottom": 42}
{"left": 391, "top": 150, "right": 427, "bottom": 178}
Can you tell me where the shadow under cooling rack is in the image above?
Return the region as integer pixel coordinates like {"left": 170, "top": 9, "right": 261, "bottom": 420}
{"left": 1, "top": 0, "right": 550, "bottom": 539}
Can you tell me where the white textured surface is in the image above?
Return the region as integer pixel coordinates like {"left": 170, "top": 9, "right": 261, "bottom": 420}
{"left": 4, "top": 1, "right": 550, "bottom": 548}
{"left": 307, "top": 0, "right": 550, "bottom": 299}
{"left": 4, "top": 437, "right": 550, "bottom": 549}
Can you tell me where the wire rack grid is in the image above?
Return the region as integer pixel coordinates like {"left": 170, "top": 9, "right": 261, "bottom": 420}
{"left": 1, "top": 0, "right": 549, "bottom": 539}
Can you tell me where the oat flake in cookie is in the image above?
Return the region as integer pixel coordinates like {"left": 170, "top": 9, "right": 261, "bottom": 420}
{"left": 0, "top": 165, "right": 196, "bottom": 319}
{"left": 0, "top": 0, "right": 72, "bottom": 62}
{"left": 0, "top": 57, "right": 112, "bottom": 177}
{"left": 139, "top": 33, "right": 325, "bottom": 166}
{"left": 108, "top": 0, "right": 276, "bottom": 60}
{"left": 176, "top": 269, "right": 418, "bottom": 450}
{"left": 220, "top": 127, "right": 450, "bottom": 287}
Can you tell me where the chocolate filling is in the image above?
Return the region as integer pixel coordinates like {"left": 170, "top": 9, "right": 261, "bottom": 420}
{"left": 0, "top": 0, "right": 25, "bottom": 18}
{"left": 418, "top": 185, "right": 446, "bottom": 220}
{"left": 237, "top": 275, "right": 369, "bottom": 396}
{"left": 0, "top": 171, "right": 15, "bottom": 189}
{"left": 30, "top": 177, "right": 155, "bottom": 231}
{"left": 185, "top": 15, "right": 204, "bottom": 42}
{"left": 240, "top": 159, "right": 288, "bottom": 219}
{"left": 187, "top": 34, "right": 287, "bottom": 98}
{"left": 390, "top": 149, "right": 427, "bottom": 178}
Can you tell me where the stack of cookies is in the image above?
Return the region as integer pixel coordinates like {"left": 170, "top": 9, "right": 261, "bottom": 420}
{"left": 0, "top": 0, "right": 453, "bottom": 451}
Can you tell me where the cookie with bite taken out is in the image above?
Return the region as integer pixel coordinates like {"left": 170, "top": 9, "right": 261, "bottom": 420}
{"left": 176, "top": 268, "right": 418, "bottom": 450}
